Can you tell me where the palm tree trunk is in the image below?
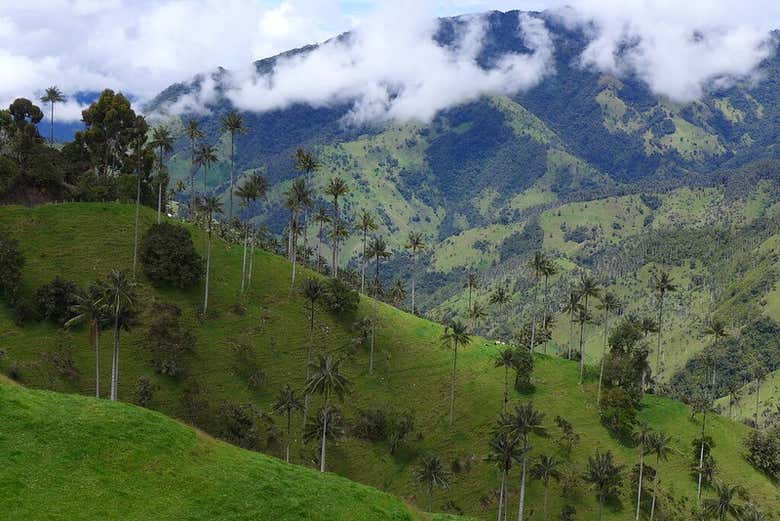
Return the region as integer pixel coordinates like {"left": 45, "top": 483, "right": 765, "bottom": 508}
{"left": 157, "top": 179, "right": 163, "bottom": 224}
{"left": 543, "top": 482, "right": 549, "bottom": 521}
{"left": 189, "top": 143, "right": 195, "bottom": 216}
{"left": 50, "top": 102, "right": 55, "bottom": 143}
{"left": 598, "top": 496, "right": 604, "bottom": 521}
{"left": 203, "top": 226, "right": 212, "bottom": 315}
{"left": 332, "top": 199, "right": 339, "bottom": 277}
{"left": 598, "top": 306, "right": 609, "bottom": 405}
{"left": 755, "top": 383, "right": 761, "bottom": 428}
{"left": 132, "top": 152, "right": 142, "bottom": 279}
{"left": 579, "top": 305, "right": 586, "bottom": 384}
{"left": 497, "top": 468, "right": 506, "bottom": 521}
{"left": 656, "top": 297, "right": 664, "bottom": 377}
{"left": 503, "top": 366, "right": 509, "bottom": 412}
{"left": 240, "top": 226, "right": 248, "bottom": 293}
{"left": 319, "top": 391, "right": 330, "bottom": 473}
{"left": 568, "top": 309, "right": 574, "bottom": 359}
{"left": 361, "top": 228, "right": 367, "bottom": 293}
{"left": 302, "top": 306, "right": 315, "bottom": 431}
{"left": 110, "top": 309, "right": 120, "bottom": 402}
{"left": 94, "top": 328, "right": 100, "bottom": 398}
{"left": 428, "top": 484, "right": 434, "bottom": 512}
{"left": 517, "top": 449, "right": 527, "bottom": 521}
{"left": 697, "top": 411, "right": 707, "bottom": 501}
{"left": 530, "top": 277, "right": 539, "bottom": 352}
{"left": 468, "top": 285, "right": 472, "bottom": 314}
{"left": 543, "top": 275, "right": 549, "bottom": 354}
{"left": 449, "top": 341, "right": 459, "bottom": 425}
{"left": 248, "top": 237, "right": 255, "bottom": 287}
{"left": 635, "top": 452, "right": 644, "bottom": 521}
{"left": 649, "top": 459, "right": 659, "bottom": 521}
{"left": 411, "top": 252, "right": 416, "bottom": 314}
{"left": 229, "top": 133, "right": 234, "bottom": 220}
{"left": 286, "top": 411, "right": 291, "bottom": 463}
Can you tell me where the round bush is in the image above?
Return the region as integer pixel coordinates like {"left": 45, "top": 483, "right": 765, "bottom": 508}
{"left": 140, "top": 223, "right": 203, "bottom": 288}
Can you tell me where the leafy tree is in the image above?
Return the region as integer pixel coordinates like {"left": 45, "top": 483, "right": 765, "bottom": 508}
{"left": 79, "top": 90, "right": 139, "bottom": 177}
{"left": 300, "top": 278, "right": 325, "bottom": 429}
{"left": 7, "top": 98, "right": 44, "bottom": 165}
{"left": 184, "top": 119, "right": 204, "bottom": 213}
{"left": 34, "top": 277, "right": 79, "bottom": 325}
{"left": 140, "top": 223, "right": 203, "bottom": 288}
{"left": 559, "top": 506, "right": 576, "bottom": 521}
{"left": 199, "top": 196, "right": 223, "bottom": 315}
{"left": 221, "top": 111, "right": 247, "bottom": 220}
{"left": 577, "top": 274, "right": 601, "bottom": 384}
{"left": 0, "top": 232, "right": 24, "bottom": 303}
{"left": 441, "top": 320, "right": 470, "bottom": 425}
{"left": 531, "top": 454, "right": 561, "bottom": 521}
{"left": 554, "top": 416, "right": 580, "bottom": 456}
{"left": 597, "top": 292, "right": 620, "bottom": 405}
{"left": 104, "top": 269, "right": 137, "bottom": 401}
{"left": 144, "top": 302, "right": 194, "bottom": 377}
{"left": 501, "top": 402, "right": 546, "bottom": 521}
{"left": 404, "top": 231, "right": 426, "bottom": 314}
{"left": 487, "top": 430, "right": 521, "bottom": 521}
{"left": 65, "top": 282, "right": 107, "bottom": 397}
{"left": 744, "top": 426, "right": 780, "bottom": 479}
{"left": 703, "top": 482, "right": 743, "bottom": 521}
{"left": 39, "top": 86, "right": 66, "bottom": 143}
{"left": 415, "top": 454, "right": 450, "bottom": 512}
{"left": 133, "top": 375, "right": 156, "bottom": 408}
{"left": 651, "top": 270, "right": 677, "bottom": 380}
{"left": 357, "top": 210, "right": 376, "bottom": 293}
{"left": 647, "top": 431, "right": 673, "bottom": 521}
{"left": 511, "top": 346, "right": 534, "bottom": 393}
{"left": 305, "top": 355, "right": 351, "bottom": 472}
{"left": 273, "top": 384, "right": 303, "bottom": 463}
{"left": 324, "top": 176, "right": 350, "bottom": 276}
{"left": 150, "top": 126, "right": 174, "bottom": 224}
{"left": 583, "top": 450, "right": 624, "bottom": 521}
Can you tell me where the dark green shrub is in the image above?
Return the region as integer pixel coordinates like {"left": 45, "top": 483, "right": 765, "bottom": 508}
{"left": 34, "top": 277, "right": 79, "bottom": 325}
{"left": 745, "top": 427, "right": 780, "bottom": 480}
{"left": 140, "top": 223, "right": 203, "bottom": 288}
{"left": 0, "top": 231, "right": 23, "bottom": 301}
{"left": 325, "top": 278, "right": 359, "bottom": 315}
{"left": 145, "top": 302, "right": 195, "bottom": 377}
{"left": 599, "top": 387, "right": 638, "bottom": 439}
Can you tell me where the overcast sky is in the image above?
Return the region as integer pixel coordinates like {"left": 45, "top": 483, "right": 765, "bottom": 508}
{"left": 2, "top": 0, "right": 779, "bottom": 122}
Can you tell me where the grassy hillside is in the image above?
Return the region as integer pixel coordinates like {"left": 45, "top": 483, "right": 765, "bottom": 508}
{"left": 0, "top": 203, "right": 777, "bottom": 519}
{"left": 0, "top": 380, "right": 439, "bottom": 521}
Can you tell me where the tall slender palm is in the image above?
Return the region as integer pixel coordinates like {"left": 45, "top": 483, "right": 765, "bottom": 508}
{"left": 221, "top": 111, "right": 247, "bottom": 220}
{"left": 65, "top": 283, "right": 106, "bottom": 398}
{"left": 531, "top": 454, "right": 561, "bottom": 521}
{"left": 648, "top": 431, "right": 673, "bottom": 521}
{"left": 185, "top": 120, "right": 204, "bottom": 214}
{"left": 464, "top": 272, "right": 479, "bottom": 314}
{"left": 703, "top": 482, "right": 743, "bottom": 521}
{"left": 750, "top": 358, "right": 767, "bottom": 428}
{"left": 651, "top": 270, "right": 677, "bottom": 379}
{"left": 388, "top": 279, "right": 407, "bottom": 306}
{"left": 495, "top": 348, "right": 515, "bottom": 413}
{"left": 272, "top": 385, "right": 303, "bottom": 463}
{"left": 285, "top": 178, "right": 313, "bottom": 288}
{"left": 442, "top": 320, "right": 471, "bottom": 425}
{"left": 502, "top": 402, "right": 546, "bottom": 521}
{"left": 540, "top": 258, "right": 558, "bottom": 354}
{"left": 130, "top": 117, "right": 148, "bottom": 279}
{"left": 357, "top": 210, "right": 377, "bottom": 293}
{"left": 104, "top": 270, "right": 136, "bottom": 402}
{"left": 240, "top": 174, "right": 268, "bottom": 290}
{"left": 703, "top": 318, "right": 727, "bottom": 391}
{"left": 469, "top": 301, "right": 487, "bottom": 332}
{"left": 692, "top": 394, "right": 714, "bottom": 502}
{"left": 562, "top": 290, "right": 581, "bottom": 360}
{"left": 367, "top": 236, "right": 391, "bottom": 374}
{"left": 415, "top": 455, "right": 450, "bottom": 512}
{"left": 199, "top": 196, "right": 223, "bottom": 315}
{"left": 194, "top": 143, "right": 218, "bottom": 196}
{"left": 293, "top": 149, "right": 320, "bottom": 270}
{"left": 584, "top": 450, "right": 624, "bottom": 521}
{"left": 305, "top": 355, "right": 351, "bottom": 472}
{"left": 489, "top": 287, "right": 512, "bottom": 322}
{"left": 488, "top": 431, "right": 521, "bottom": 521}
{"left": 313, "top": 207, "right": 331, "bottom": 273}
{"left": 324, "top": 177, "right": 350, "bottom": 277}
{"left": 328, "top": 220, "right": 351, "bottom": 271}
{"left": 597, "top": 292, "right": 619, "bottom": 405}
{"left": 633, "top": 421, "right": 653, "bottom": 521}
{"left": 529, "top": 251, "right": 548, "bottom": 353}
{"left": 235, "top": 175, "right": 261, "bottom": 292}
{"left": 40, "top": 86, "right": 66, "bottom": 143}
{"left": 301, "top": 279, "right": 325, "bottom": 430}
{"left": 577, "top": 274, "right": 601, "bottom": 384}
{"left": 150, "top": 126, "right": 174, "bottom": 224}
{"left": 405, "top": 231, "right": 426, "bottom": 314}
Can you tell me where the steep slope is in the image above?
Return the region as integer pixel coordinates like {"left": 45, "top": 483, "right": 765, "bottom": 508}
{"left": 0, "top": 203, "right": 777, "bottom": 519}
{"left": 0, "top": 380, "right": 437, "bottom": 521}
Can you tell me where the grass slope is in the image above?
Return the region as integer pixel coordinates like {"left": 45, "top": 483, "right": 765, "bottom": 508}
{"left": 0, "top": 203, "right": 777, "bottom": 519}
{"left": 0, "top": 380, "right": 435, "bottom": 521}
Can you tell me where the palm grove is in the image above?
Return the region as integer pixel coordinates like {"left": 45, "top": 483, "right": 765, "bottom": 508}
{"left": 0, "top": 87, "right": 777, "bottom": 521}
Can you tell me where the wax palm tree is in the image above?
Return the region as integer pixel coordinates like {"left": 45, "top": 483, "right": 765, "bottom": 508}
{"left": 65, "top": 283, "right": 107, "bottom": 398}
{"left": 703, "top": 317, "right": 727, "bottom": 391}
{"left": 356, "top": 210, "right": 377, "bottom": 292}
{"left": 740, "top": 503, "right": 768, "bottom": 521}
{"left": 704, "top": 482, "right": 743, "bottom": 521}
{"left": 300, "top": 278, "right": 325, "bottom": 430}
{"left": 502, "top": 402, "right": 546, "bottom": 521}
{"left": 562, "top": 289, "right": 581, "bottom": 360}
{"left": 235, "top": 175, "right": 260, "bottom": 292}
{"left": 313, "top": 206, "right": 331, "bottom": 273}
{"left": 531, "top": 454, "right": 561, "bottom": 521}
{"left": 597, "top": 292, "right": 620, "bottom": 405}
{"left": 388, "top": 279, "right": 407, "bottom": 307}
{"left": 241, "top": 174, "right": 268, "bottom": 289}
{"left": 367, "top": 236, "right": 391, "bottom": 374}
{"left": 726, "top": 381, "right": 742, "bottom": 419}
{"left": 273, "top": 385, "right": 303, "bottom": 463}
{"left": 221, "top": 111, "right": 247, "bottom": 220}
{"left": 541, "top": 258, "right": 558, "bottom": 354}
{"left": 40, "top": 86, "right": 66, "bottom": 143}
{"left": 324, "top": 177, "right": 350, "bottom": 276}
{"left": 194, "top": 143, "right": 217, "bottom": 195}
{"left": 199, "top": 196, "right": 223, "bottom": 315}
{"left": 442, "top": 320, "right": 470, "bottom": 425}
{"left": 633, "top": 421, "right": 653, "bottom": 521}
{"left": 488, "top": 430, "right": 521, "bottom": 521}
{"left": 292, "top": 149, "right": 320, "bottom": 264}
{"left": 415, "top": 454, "right": 450, "bottom": 512}
{"left": 130, "top": 117, "right": 148, "bottom": 279}
{"left": 405, "top": 231, "right": 426, "bottom": 314}
{"left": 529, "top": 251, "right": 548, "bottom": 352}
{"left": 150, "top": 126, "right": 174, "bottom": 224}
{"left": 104, "top": 270, "right": 136, "bottom": 402}
{"left": 490, "top": 286, "right": 512, "bottom": 321}
{"left": 691, "top": 394, "right": 715, "bottom": 502}
{"left": 464, "top": 272, "right": 479, "bottom": 314}
{"left": 749, "top": 356, "right": 768, "bottom": 428}
{"left": 185, "top": 119, "right": 204, "bottom": 214}
{"left": 305, "top": 355, "right": 351, "bottom": 472}
{"left": 327, "top": 220, "right": 350, "bottom": 273}
{"left": 285, "top": 178, "right": 313, "bottom": 288}
{"left": 469, "top": 300, "right": 488, "bottom": 332}
{"left": 584, "top": 450, "right": 624, "bottom": 521}
{"left": 574, "top": 306, "right": 591, "bottom": 380}
{"left": 651, "top": 270, "right": 677, "bottom": 378}
{"left": 648, "top": 431, "right": 673, "bottom": 521}
{"left": 577, "top": 274, "right": 601, "bottom": 384}
{"left": 495, "top": 348, "right": 515, "bottom": 413}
